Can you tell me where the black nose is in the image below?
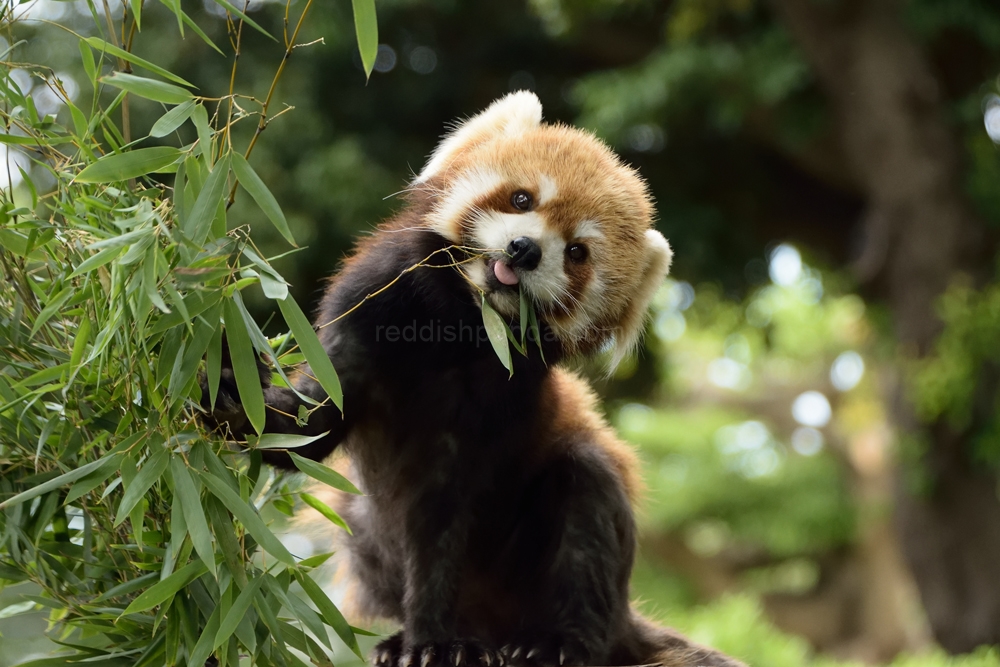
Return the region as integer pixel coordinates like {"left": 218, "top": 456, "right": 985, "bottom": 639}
{"left": 507, "top": 236, "right": 542, "bottom": 271}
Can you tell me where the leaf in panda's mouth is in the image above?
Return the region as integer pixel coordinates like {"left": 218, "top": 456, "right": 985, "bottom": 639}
{"left": 481, "top": 286, "right": 545, "bottom": 376}
{"left": 481, "top": 294, "right": 512, "bottom": 377}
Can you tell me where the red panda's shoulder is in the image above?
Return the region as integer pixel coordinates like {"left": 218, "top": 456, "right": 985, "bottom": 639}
{"left": 537, "top": 368, "right": 644, "bottom": 506}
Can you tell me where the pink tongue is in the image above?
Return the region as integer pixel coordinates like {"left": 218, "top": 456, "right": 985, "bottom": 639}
{"left": 494, "top": 260, "right": 519, "bottom": 286}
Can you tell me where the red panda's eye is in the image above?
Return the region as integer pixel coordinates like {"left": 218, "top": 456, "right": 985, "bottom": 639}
{"left": 567, "top": 244, "right": 588, "bottom": 263}
{"left": 511, "top": 191, "right": 532, "bottom": 211}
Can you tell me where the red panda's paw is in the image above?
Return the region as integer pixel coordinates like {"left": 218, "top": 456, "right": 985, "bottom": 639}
{"left": 502, "top": 636, "right": 589, "bottom": 667}
{"left": 374, "top": 635, "right": 503, "bottom": 667}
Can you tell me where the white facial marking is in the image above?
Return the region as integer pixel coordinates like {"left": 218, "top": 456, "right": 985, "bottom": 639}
{"left": 427, "top": 169, "right": 503, "bottom": 243}
{"left": 574, "top": 219, "right": 604, "bottom": 240}
{"left": 471, "top": 211, "right": 569, "bottom": 310}
{"left": 538, "top": 174, "right": 558, "bottom": 206}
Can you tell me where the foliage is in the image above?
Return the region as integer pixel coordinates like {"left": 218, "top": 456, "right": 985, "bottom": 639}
{"left": 0, "top": 0, "right": 378, "bottom": 665}
{"left": 910, "top": 278, "right": 1000, "bottom": 468}
{"left": 639, "top": 593, "right": 1000, "bottom": 667}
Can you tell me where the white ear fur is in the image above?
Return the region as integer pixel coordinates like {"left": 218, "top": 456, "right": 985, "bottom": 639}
{"left": 609, "top": 229, "right": 673, "bottom": 370}
{"left": 415, "top": 91, "right": 543, "bottom": 183}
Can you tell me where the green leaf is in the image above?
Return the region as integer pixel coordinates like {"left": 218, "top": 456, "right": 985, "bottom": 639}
{"left": 121, "top": 559, "right": 207, "bottom": 615}
{"left": 114, "top": 444, "right": 168, "bottom": 526}
{"left": 186, "top": 154, "right": 231, "bottom": 246}
{"left": 93, "top": 572, "right": 158, "bottom": 603}
{"left": 195, "top": 469, "right": 296, "bottom": 564}
{"left": 351, "top": 0, "right": 379, "bottom": 79}
{"left": 214, "top": 576, "right": 265, "bottom": 648}
{"left": 519, "top": 286, "right": 529, "bottom": 348}
{"left": 150, "top": 99, "right": 196, "bottom": 137}
{"left": 79, "top": 39, "right": 96, "bottom": 83}
{"left": 169, "top": 457, "right": 216, "bottom": 578}
{"left": 300, "top": 492, "right": 352, "bottom": 534}
{"left": 191, "top": 103, "right": 212, "bottom": 163}
{"left": 527, "top": 299, "right": 545, "bottom": 363}
{"left": 76, "top": 147, "right": 183, "bottom": 183}
{"left": 242, "top": 248, "right": 289, "bottom": 300}
{"left": 296, "top": 571, "right": 362, "bottom": 658}
{"left": 84, "top": 37, "right": 195, "bottom": 87}
{"left": 207, "top": 318, "right": 223, "bottom": 410}
{"left": 70, "top": 245, "right": 124, "bottom": 278}
{"left": 66, "top": 451, "right": 128, "bottom": 503}
{"left": 231, "top": 152, "right": 296, "bottom": 246}
{"left": 288, "top": 452, "right": 361, "bottom": 495}
{"left": 149, "top": 289, "right": 222, "bottom": 335}
{"left": 481, "top": 296, "right": 512, "bottom": 376}
{"left": 187, "top": 597, "right": 221, "bottom": 667}
{"left": 255, "top": 432, "right": 329, "bottom": 450}
{"left": 223, "top": 296, "right": 265, "bottom": 435}
{"left": 277, "top": 295, "right": 343, "bottom": 410}
{"left": 30, "top": 286, "right": 74, "bottom": 337}
{"left": 0, "top": 600, "right": 36, "bottom": 618}
{"left": 102, "top": 72, "right": 193, "bottom": 105}
{"left": 0, "top": 450, "right": 120, "bottom": 509}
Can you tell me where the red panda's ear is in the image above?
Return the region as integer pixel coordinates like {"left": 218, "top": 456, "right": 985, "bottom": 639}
{"left": 415, "top": 91, "right": 543, "bottom": 183}
{"left": 609, "top": 229, "right": 673, "bottom": 371}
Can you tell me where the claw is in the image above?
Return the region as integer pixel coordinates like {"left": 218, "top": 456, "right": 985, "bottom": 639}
{"left": 511, "top": 648, "right": 522, "bottom": 661}
{"left": 422, "top": 648, "right": 435, "bottom": 667}
{"left": 454, "top": 647, "right": 465, "bottom": 667}
{"left": 401, "top": 654, "right": 414, "bottom": 667}
{"left": 559, "top": 650, "right": 566, "bottom": 666}
{"left": 526, "top": 649, "right": 539, "bottom": 661}
{"left": 483, "top": 653, "right": 492, "bottom": 667}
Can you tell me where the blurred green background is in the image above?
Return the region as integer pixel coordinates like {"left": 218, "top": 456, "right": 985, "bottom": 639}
{"left": 4, "top": 0, "right": 1000, "bottom": 665}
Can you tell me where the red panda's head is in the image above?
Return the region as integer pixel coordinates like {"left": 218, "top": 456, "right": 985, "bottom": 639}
{"left": 414, "top": 91, "right": 672, "bottom": 366}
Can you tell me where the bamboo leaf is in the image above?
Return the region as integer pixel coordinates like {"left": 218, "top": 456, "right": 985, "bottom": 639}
{"left": 300, "top": 492, "right": 352, "bottom": 533}
{"left": 150, "top": 99, "right": 195, "bottom": 137}
{"left": 169, "top": 457, "right": 216, "bottom": 578}
{"left": 76, "top": 147, "right": 183, "bottom": 183}
{"left": 130, "top": 0, "right": 142, "bottom": 28}
{"left": 288, "top": 452, "right": 361, "bottom": 495}
{"left": 481, "top": 296, "right": 512, "bottom": 376}
{"left": 222, "top": 296, "right": 265, "bottom": 435}
{"left": 30, "top": 286, "right": 74, "bottom": 337}
{"left": 195, "top": 469, "right": 296, "bottom": 564}
{"left": 0, "top": 450, "right": 120, "bottom": 509}
{"left": 121, "top": 559, "right": 207, "bottom": 615}
{"left": 277, "top": 294, "right": 343, "bottom": 410}
{"left": 114, "top": 444, "right": 168, "bottom": 526}
{"left": 186, "top": 597, "right": 221, "bottom": 667}
{"left": 351, "top": 0, "right": 378, "bottom": 79}
{"left": 255, "top": 432, "right": 329, "bottom": 450}
{"left": 186, "top": 153, "right": 230, "bottom": 246}
{"left": 102, "top": 72, "right": 193, "bottom": 105}
{"left": 231, "top": 152, "right": 296, "bottom": 246}
{"left": 84, "top": 37, "right": 195, "bottom": 87}
{"left": 69, "top": 245, "right": 124, "bottom": 278}
{"left": 213, "top": 576, "right": 265, "bottom": 648}
{"left": 296, "top": 571, "right": 362, "bottom": 658}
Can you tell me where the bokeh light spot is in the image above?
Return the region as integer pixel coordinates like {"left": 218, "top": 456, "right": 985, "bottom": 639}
{"left": 769, "top": 244, "right": 802, "bottom": 286}
{"left": 830, "top": 351, "right": 865, "bottom": 391}
{"left": 792, "top": 391, "right": 831, "bottom": 428}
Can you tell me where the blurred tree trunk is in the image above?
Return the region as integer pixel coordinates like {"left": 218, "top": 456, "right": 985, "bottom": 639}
{"left": 768, "top": 0, "right": 1000, "bottom": 653}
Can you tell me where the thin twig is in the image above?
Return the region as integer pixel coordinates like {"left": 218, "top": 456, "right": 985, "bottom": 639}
{"left": 225, "top": 0, "right": 316, "bottom": 209}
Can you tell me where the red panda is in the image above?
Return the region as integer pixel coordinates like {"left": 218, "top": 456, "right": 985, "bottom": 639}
{"left": 207, "top": 92, "right": 745, "bottom": 667}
